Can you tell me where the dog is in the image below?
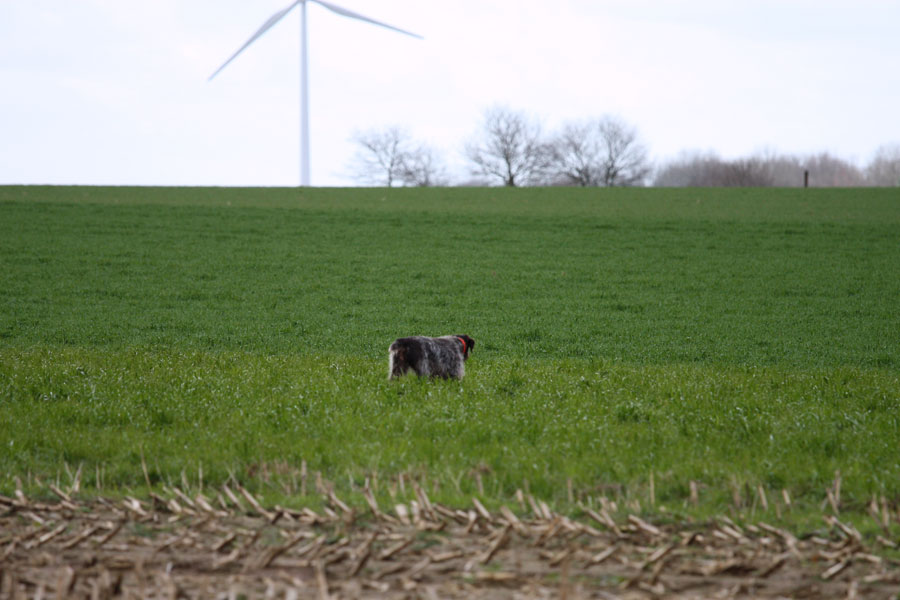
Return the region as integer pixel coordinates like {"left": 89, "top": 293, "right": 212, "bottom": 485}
{"left": 388, "top": 335, "right": 475, "bottom": 380}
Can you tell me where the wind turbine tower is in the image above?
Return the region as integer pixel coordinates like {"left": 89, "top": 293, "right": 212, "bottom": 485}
{"left": 209, "top": 0, "right": 422, "bottom": 186}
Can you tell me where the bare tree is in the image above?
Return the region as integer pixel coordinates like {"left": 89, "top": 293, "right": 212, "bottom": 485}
{"left": 350, "top": 127, "right": 446, "bottom": 187}
{"left": 866, "top": 144, "right": 900, "bottom": 186}
{"left": 465, "top": 107, "right": 552, "bottom": 187}
{"left": 757, "top": 150, "right": 804, "bottom": 186}
{"left": 803, "top": 153, "right": 865, "bottom": 187}
{"left": 398, "top": 145, "right": 448, "bottom": 187}
{"left": 653, "top": 151, "right": 722, "bottom": 187}
{"left": 654, "top": 152, "right": 780, "bottom": 187}
{"left": 350, "top": 126, "right": 410, "bottom": 187}
{"left": 598, "top": 117, "right": 651, "bottom": 186}
{"left": 550, "top": 121, "right": 604, "bottom": 186}
{"left": 720, "top": 157, "right": 775, "bottom": 186}
{"left": 551, "top": 117, "right": 650, "bottom": 186}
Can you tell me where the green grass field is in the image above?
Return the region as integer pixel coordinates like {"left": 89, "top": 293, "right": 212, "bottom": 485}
{"left": 1, "top": 186, "right": 898, "bottom": 530}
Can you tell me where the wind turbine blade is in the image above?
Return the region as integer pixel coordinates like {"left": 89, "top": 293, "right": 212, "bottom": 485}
{"left": 209, "top": 0, "right": 302, "bottom": 80}
{"left": 310, "top": 0, "right": 423, "bottom": 39}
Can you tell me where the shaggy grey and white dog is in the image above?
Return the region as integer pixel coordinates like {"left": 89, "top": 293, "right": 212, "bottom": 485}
{"left": 388, "top": 335, "right": 475, "bottom": 380}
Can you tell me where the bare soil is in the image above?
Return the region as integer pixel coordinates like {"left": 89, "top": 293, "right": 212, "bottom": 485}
{"left": 2, "top": 487, "right": 898, "bottom": 599}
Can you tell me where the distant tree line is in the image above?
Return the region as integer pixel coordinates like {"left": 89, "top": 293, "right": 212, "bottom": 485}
{"left": 349, "top": 107, "right": 900, "bottom": 188}
{"left": 654, "top": 146, "right": 900, "bottom": 187}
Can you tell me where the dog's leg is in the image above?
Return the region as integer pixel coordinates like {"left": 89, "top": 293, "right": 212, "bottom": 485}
{"left": 388, "top": 349, "right": 400, "bottom": 379}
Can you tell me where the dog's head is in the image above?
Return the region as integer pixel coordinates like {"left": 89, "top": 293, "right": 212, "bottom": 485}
{"left": 455, "top": 335, "right": 475, "bottom": 360}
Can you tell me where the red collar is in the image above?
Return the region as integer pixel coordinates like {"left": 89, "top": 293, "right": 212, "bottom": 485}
{"left": 457, "top": 336, "right": 467, "bottom": 354}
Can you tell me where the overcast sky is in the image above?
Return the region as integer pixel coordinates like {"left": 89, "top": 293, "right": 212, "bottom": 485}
{"left": 2, "top": 0, "right": 898, "bottom": 187}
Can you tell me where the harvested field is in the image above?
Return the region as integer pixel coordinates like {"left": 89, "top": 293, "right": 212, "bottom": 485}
{"left": 2, "top": 487, "right": 899, "bottom": 599}
{"left": 3, "top": 187, "right": 900, "bottom": 599}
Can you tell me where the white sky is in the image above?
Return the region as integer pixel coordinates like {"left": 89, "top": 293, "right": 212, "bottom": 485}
{"left": 1, "top": 0, "right": 898, "bottom": 187}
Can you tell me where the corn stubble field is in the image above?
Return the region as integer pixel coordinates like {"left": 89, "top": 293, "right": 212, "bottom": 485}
{"left": 1, "top": 185, "right": 899, "bottom": 598}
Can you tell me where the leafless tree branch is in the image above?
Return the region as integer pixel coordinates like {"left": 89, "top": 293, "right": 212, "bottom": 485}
{"left": 866, "top": 144, "right": 900, "bottom": 186}
{"left": 465, "top": 107, "right": 552, "bottom": 187}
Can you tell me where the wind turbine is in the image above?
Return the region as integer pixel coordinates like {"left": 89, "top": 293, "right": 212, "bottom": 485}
{"left": 209, "top": 0, "right": 422, "bottom": 186}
